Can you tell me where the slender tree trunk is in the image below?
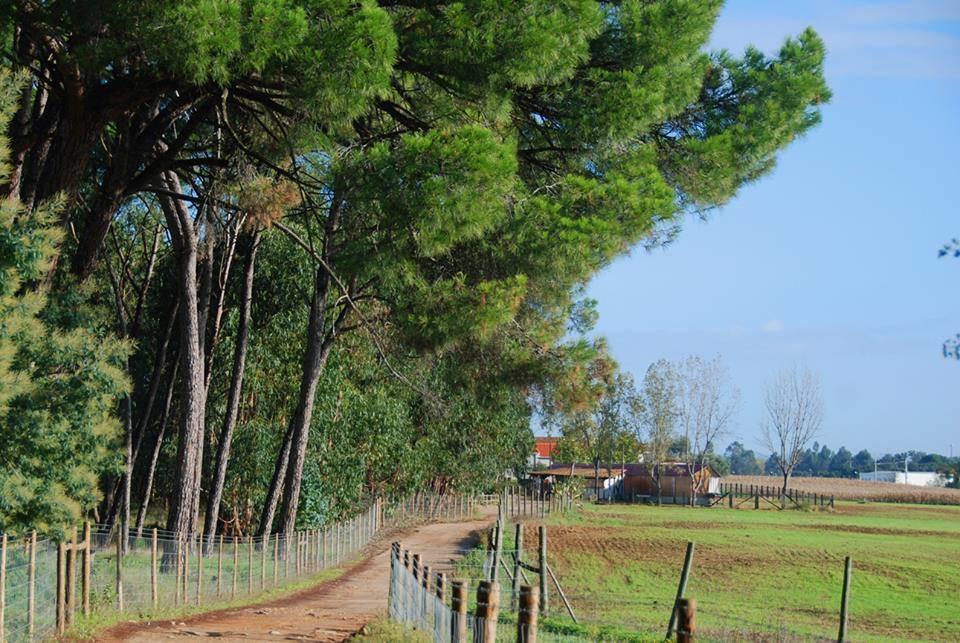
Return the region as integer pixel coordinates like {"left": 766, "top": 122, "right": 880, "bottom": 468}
{"left": 136, "top": 358, "right": 179, "bottom": 537}
{"left": 257, "top": 421, "right": 295, "bottom": 539}
{"left": 277, "top": 268, "right": 337, "bottom": 536}
{"left": 594, "top": 458, "right": 600, "bottom": 503}
{"left": 158, "top": 174, "right": 207, "bottom": 540}
{"left": 204, "top": 231, "right": 261, "bottom": 545}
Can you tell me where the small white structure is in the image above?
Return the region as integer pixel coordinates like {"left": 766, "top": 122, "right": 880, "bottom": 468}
{"left": 859, "top": 471, "right": 947, "bottom": 487}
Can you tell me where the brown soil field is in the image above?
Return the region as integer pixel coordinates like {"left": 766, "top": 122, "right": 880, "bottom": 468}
{"left": 725, "top": 474, "right": 960, "bottom": 504}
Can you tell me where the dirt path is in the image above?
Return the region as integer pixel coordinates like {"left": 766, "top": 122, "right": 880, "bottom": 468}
{"left": 98, "top": 510, "right": 496, "bottom": 642}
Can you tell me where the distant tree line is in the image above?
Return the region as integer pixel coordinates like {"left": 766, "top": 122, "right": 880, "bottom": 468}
{"left": 719, "top": 441, "right": 958, "bottom": 486}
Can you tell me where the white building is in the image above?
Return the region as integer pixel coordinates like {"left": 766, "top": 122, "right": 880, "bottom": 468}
{"left": 858, "top": 471, "right": 947, "bottom": 487}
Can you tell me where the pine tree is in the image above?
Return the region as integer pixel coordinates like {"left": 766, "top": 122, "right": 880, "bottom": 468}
{"left": 0, "top": 70, "right": 128, "bottom": 534}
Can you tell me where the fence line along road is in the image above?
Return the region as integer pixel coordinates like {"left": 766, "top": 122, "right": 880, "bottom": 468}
{"left": 0, "top": 492, "right": 479, "bottom": 642}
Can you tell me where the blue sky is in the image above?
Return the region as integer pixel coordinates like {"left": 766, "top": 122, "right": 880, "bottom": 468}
{"left": 587, "top": 0, "right": 960, "bottom": 456}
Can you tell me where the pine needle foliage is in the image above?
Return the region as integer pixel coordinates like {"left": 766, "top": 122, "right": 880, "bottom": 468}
{"left": 0, "top": 71, "right": 129, "bottom": 535}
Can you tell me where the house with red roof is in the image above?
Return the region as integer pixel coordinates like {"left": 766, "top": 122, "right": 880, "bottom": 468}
{"left": 529, "top": 436, "right": 559, "bottom": 468}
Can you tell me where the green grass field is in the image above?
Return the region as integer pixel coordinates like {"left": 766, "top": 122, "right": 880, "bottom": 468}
{"left": 521, "top": 502, "right": 960, "bottom": 641}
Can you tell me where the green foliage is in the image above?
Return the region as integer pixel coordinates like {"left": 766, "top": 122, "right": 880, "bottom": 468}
{"left": 0, "top": 71, "right": 129, "bottom": 534}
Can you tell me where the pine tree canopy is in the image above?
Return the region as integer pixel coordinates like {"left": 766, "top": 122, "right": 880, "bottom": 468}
{"left": 0, "top": 1, "right": 831, "bottom": 536}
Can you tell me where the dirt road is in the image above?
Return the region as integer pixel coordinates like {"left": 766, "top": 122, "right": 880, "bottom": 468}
{"left": 98, "top": 510, "right": 496, "bottom": 642}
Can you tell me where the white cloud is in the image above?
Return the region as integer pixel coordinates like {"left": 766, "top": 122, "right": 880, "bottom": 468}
{"left": 709, "top": 2, "right": 960, "bottom": 80}
{"left": 761, "top": 320, "right": 785, "bottom": 333}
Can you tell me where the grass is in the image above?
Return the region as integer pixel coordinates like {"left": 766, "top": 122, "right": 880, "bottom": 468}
{"left": 523, "top": 501, "right": 960, "bottom": 642}
{"left": 726, "top": 475, "right": 960, "bottom": 505}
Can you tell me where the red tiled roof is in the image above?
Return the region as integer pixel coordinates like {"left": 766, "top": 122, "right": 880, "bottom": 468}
{"left": 534, "top": 437, "right": 559, "bottom": 458}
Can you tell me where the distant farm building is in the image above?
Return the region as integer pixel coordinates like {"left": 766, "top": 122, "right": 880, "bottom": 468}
{"left": 527, "top": 463, "right": 625, "bottom": 501}
{"left": 859, "top": 471, "right": 947, "bottom": 487}
{"left": 623, "top": 462, "right": 720, "bottom": 502}
{"left": 529, "top": 436, "right": 559, "bottom": 468}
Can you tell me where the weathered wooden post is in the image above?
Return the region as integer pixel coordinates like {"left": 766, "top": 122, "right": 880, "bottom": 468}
{"left": 273, "top": 535, "right": 279, "bottom": 585}
{"left": 116, "top": 525, "right": 125, "bottom": 611}
{"left": 451, "top": 580, "right": 468, "bottom": 643}
{"left": 838, "top": 556, "right": 852, "bottom": 642}
{"left": 175, "top": 538, "right": 183, "bottom": 605}
{"left": 511, "top": 523, "right": 523, "bottom": 608}
{"left": 491, "top": 519, "right": 504, "bottom": 582}
{"left": 57, "top": 538, "right": 67, "bottom": 634}
{"left": 28, "top": 531, "right": 37, "bottom": 639}
{"left": 247, "top": 536, "right": 254, "bottom": 593}
{"left": 66, "top": 526, "right": 76, "bottom": 624}
{"left": 183, "top": 535, "right": 190, "bottom": 603}
{"left": 435, "top": 572, "right": 446, "bottom": 635}
{"left": 232, "top": 537, "right": 239, "bottom": 598}
{"left": 216, "top": 534, "right": 224, "bottom": 597}
{"left": 82, "top": 522, "right": 91, "bottom": 616}
{"left": 538, "top": 525, "right": 548, "bottom": 615}
{"left": 152, "top": 529, "right": 160, "bottom": 607}
{"left": 0, "top": 533, "right": 6, "bottom": 641}
{"left": 475, "top": 580, "right": 500, "bottom": 643}
{"left": 421, "top": 564, "right": 431, "bottom": 624}
{"left": 666, "top": 541, "right": 695, "bottom": 639}
{"left": 412, "top": 553, "right": 422, "bottom": 620}
{"left": 197, "top": 535, "right": 204, "bottom": 606}
{"left": 677, "top": 598, "right": 697, "bottom": 642}
{"left": 517, "top": 585, "right": 539, "bottom": 643}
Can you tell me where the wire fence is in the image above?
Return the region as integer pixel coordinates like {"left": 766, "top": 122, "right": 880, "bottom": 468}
{"left": 388, "top": 496, "right": 839, "bottom": 643}
{"left": 0, "top": 492, "right": 481, "bottom": 642}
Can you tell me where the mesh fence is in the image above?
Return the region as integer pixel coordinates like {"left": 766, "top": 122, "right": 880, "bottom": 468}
{"left": 0, "top": 492, "right": 480, "bottom": 642}
{"left": 388, "top": 505, "right": 828, "bottom": 643}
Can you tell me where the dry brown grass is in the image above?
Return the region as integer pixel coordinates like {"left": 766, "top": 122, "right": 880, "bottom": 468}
{"left": 725, "top": 474, "right": 960, "bottom": 505}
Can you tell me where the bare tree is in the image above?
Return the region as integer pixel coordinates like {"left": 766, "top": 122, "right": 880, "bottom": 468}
{"left": 640, "top": 359, "right": 680, "bottom": 505}
{"left": 677, "top": 355, "right": 740, "bottom": 504}
{"left": 760, "top": 366, "right": 824, "bottom": 495}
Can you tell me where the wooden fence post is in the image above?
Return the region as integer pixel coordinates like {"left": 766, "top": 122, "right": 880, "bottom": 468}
{"left": 677, "top": 598, "right": 697, "bottom": 642}
{"left": 517, "top": 585, "right": 539, "bottom": 643}
{"left": 666, "top": 541, "right": 695, "bottom": 639}
{"left": 538, "top": 525, "right": 548, "bottom": 615}
{"left": 216, "top": 534, "right": 224, "bottom": 597}
{"left": 451, "top": 580, "right": 468, "bottom": 643}
{"left": 248, "top": 536, "right": 254, "bottom": 593}
{"left": 232, "top": 537, "right": 239, "bottom": 598}
{"left": 475, "top": 580, "right": 500, "bottom": 643}
{"left": 412, "top": 553, "right": 421, "bottom": 619}
{"left": 511, "top": 523, "right": 523, "bottom": 608}
{"left": 491, "top": 519, "right": 503, "bottom": 582}
{"left": 28, "top": 531, "right": 36, "bottom": 639}
{"left": 176, "top": 538, "right": 183, "bottom": 605}
{"left": 261, "top": 536, "right": 267, "bottom": 588}
{"left": 183, "top": 536, "right": 190, "bottom": 604}
{"left": 57, "top": 540, "right": 66, "bottom": 635}
{"left": 421, "top": 565, "right": 431, "bottom": 623}
{"left": 82, "top": 522, "right": 91, "bottom": 616}
{"left": 152, "top": 529, "right": 159, "bottom": 608}
{"left": 66, "top": 526, "right": 76, "bottom": 624}
{"left": 197, "top": 535, "right": 204, "bottom": 606}
{"left": 116, "top": 526, "right": 124, "bottom": 611}
{"left": 0, "top": 533, "right": 6, "bottom": 641}
{"left": 838, "top": 556, "right": 852, "bottom": 642}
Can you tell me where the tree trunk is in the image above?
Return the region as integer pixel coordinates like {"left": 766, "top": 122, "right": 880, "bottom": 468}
{"left": 257, "top": 421, "right": 295, "bottom": 539}
{"left": 782, "top": 471, "right": 790, "bottom": 497}
{"left": 204, "top": 231, "right": 261, "bottom": 546}
{"left": 136, "top": 357, "right": 179, "bottom": 538}
{"left": 277, "top": 268, "right": 337, "bottom": 536}
{"left": 158, "top": 175, "right": 206, "bottom": 540}
{"left": 594, "top": 459, "right": 600, "bottom": 503}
